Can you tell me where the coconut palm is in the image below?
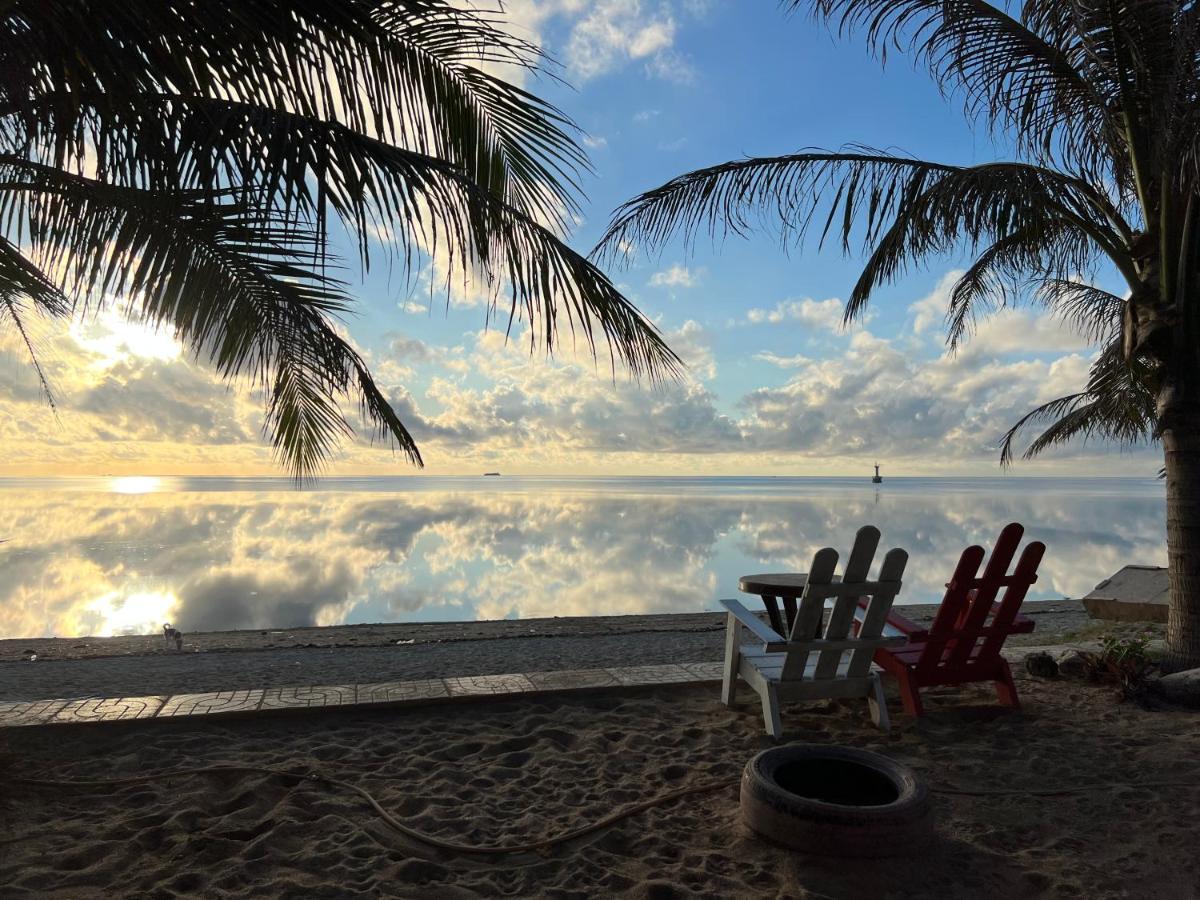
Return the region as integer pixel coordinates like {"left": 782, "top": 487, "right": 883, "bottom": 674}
{"left": 596, "top": 0, "right": 1200, "bottom": 670}
{"left": 0, "top": 0, "right": 677, "bottom": 478}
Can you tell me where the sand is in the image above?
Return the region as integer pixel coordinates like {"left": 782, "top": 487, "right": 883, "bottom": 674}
{"left": 2, "top": 602, "right": 1163, "bottom": 703}
{"left": 3, "top": 673, "right": 1198, "bottom": 899}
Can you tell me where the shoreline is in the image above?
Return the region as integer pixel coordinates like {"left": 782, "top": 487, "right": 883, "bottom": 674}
{"left": 0, "top": 600, "right": 1129, "bottom": 663}
{"left": 0, "top": 601, "right": 1163, "bottom": 704}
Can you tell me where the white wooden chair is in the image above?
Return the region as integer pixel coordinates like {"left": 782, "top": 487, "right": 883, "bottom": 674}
{"left": 720, "top": 526, "right": 909, "bottom": 738}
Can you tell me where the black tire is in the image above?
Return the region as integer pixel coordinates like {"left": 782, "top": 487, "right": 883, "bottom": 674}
{"left": 739, "top": 744, "right": 932, "bottom": 857}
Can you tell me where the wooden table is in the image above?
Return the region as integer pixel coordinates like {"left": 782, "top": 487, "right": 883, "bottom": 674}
{"left": 738, "top": 573, "right": 810, "bottom": 636}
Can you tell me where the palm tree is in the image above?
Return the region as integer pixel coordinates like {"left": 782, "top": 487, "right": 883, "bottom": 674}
{"left": 596, "top": 0, "right": 1200, "bottom": 670}
{"left": 1, "top": 1, "right": 677, "bottom": 478}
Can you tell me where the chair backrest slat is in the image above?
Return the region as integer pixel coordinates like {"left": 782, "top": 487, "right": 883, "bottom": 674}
{"left": 974, "top": 540, "right": 1045, "bottom": 664}
{"left": 942, "top": 524, "right": 1023, "bottom": 669}
{"left": 914, "top": 523, "right": 1044, "bottom": 678}
{"left": 779, "top": 526, "right": 907, "bottom": 682}
{"left": 846, "top": 548, "right": 908, "bottom": 677}
{"left": 913, "top": 545, "right": 984, "bottom": 680}
{"left": 781, "top": 547, "right": 839, "bottom": 680}
{"left": 813, "top": 526, "right": 880, "bottom": 679}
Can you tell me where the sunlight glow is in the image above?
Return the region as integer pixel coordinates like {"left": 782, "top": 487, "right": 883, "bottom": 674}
{"left": 110, "top": 476, "right": 163, "bottom": 494}
{"left": 70, "top": 307, "right": 182, "bottom": 369}
{"left": 85, "top": 590, "right": 179, "bottom": 636}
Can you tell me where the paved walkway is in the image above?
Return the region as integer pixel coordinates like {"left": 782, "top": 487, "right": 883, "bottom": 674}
{"left": 0, "top": 662, "right": 724, "bottom": 728}
{"left": 0, "top": 641, "right": 1109, "bottom": 730}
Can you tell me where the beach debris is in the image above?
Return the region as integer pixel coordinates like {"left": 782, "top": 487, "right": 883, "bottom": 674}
{"left": 1024, "top": 652, "right": 1058, "bottom": 678}
{"left": 24, "top": 651, "right": 37, "bottom": 662}
{"left": 163, "top": 623, "right": 184, "bottom": 651}
{"left": 396, "top": 639, "right": 415, "bottom": 645}
{"left": 1054, "top": 649, "right": 1090, "bottom": 679}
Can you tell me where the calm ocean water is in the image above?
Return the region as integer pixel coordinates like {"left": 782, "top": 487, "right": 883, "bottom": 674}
{"left": 0, "top": 476, "right": 1166, "bottom": 640}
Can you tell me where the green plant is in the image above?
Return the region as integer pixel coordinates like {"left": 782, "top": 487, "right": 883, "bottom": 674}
{"left": 1088, "top": 631, "right": 1156, "bottom": 699}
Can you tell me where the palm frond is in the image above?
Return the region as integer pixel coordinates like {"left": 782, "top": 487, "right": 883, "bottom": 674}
{"left": 594, "top": 148, "right": 1137, "bottom": 321}
{"left": 0, "top": 1, "right": 677, "bottom": 476}
{"left": 999, "top": 341, "right": 1157, "bottom": 465}
{"left": 787, "top": 0, "right": 1115, "bottom": 178}
{"left": 1034, "top": 279, "right": 1125, "bottom": 345}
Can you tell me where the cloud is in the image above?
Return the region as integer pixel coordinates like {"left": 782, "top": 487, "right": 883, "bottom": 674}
{"left": 565, "top": 1, "right": 684, "bottom": 82}
{"left": 581, "top": 134, "right": 608, "bottom": 149}
{"left": 753, "top": 352, "right": 811, "bottom": 369}
{"left": 388, "top": 334, "right": 434, "bottom": 362}
{"left": 736, "top": 328, "right": 1101, "bottom": 464}
{"left": 745, "top": 297, "right": 845, "bottom": 332}
{"left": 649, "top": 264, "right": 699, "bottom": 288}
{"left": 412, "top": 328, "right": 739, "bottom": 454}
{"left": 633, "top": 108, "right": 661, "bottom": 123}
{"left": 908, "top": 271, "right": 960, "bottom": 336}
{"left": 906, "top": 270, "right": 1094, "bottom": 356}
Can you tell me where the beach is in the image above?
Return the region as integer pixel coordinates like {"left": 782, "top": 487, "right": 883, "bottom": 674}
{"left": 3, "top": 671, "right": 1198, "bottom": 898}
{"left": 0, "top": 601, "right": 1155, "bottom": 702}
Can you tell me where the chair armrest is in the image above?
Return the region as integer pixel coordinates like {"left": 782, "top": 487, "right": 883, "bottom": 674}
{"left": 720, "top": 598, "right": 786, "bottom": 648}
{"left": 854, "top": 598, "right": 928, "bottom": 641}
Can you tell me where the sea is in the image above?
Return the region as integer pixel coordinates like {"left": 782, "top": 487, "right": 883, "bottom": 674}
{"left": 0, "top": 476, "right": 1166, "bottom": 640}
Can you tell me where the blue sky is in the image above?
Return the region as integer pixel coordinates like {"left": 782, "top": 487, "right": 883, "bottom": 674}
{"left": 0, "top": 0, "right": 1158, "bottom": 477}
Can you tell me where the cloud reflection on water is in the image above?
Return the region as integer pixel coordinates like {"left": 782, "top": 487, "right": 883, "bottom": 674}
{"left": 0, "top": 479, "right": 1166, "bottom": 639}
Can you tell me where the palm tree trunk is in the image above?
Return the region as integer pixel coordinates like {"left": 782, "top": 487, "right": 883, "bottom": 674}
{"left": 1163, "top": 393, "right": 1200, "bottom": 672}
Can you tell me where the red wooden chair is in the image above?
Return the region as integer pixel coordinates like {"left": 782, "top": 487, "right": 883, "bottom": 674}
{"left": 857, "top": 522, "right": 1045, "bottom": 717}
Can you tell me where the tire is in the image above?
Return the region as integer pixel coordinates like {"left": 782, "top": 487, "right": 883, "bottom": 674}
{"left": 739, "top": 744, "right": 932, "bottom": 857}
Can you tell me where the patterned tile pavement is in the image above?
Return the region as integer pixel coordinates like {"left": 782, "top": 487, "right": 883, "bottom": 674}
{"left": 0, "top": 698, "right": 70, "bottom": 727}
{"left": 525, "top": 668, "right": 621, "bottom": 691}
{"left": 157, "top": 689, "right": 265, "bottom": 718}
{"left": 0, "top": 661, "right": 723, "bottom": 729}
{"left": 52, "top": 695, "right": 165, "bottom": 723}
{"left": 445, "top": 673, "right": 537, "bottom": 697}
{"left": 260, "top": 684, "right": 357, "bottom": 710}
{"left": 355, "top": 679, "right": 449, "bottom": 704}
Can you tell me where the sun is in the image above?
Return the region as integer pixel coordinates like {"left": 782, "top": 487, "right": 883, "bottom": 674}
{"left": 70, "top": 306, "right": 182, "bottom": 369}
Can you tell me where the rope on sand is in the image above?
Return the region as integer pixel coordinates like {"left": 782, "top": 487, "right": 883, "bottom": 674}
{"left": 13, "top": 767, "right": 1200, "bottom": 854}
{"left": 12, "top": 766, "right": 740, "bottom": 856}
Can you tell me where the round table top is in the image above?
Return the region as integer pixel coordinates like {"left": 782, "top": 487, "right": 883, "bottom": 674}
{"left": 738, "top": 573, "right": 809, "bottom": 597}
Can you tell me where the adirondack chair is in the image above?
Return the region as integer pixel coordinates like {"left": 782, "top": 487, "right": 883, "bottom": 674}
{"left": 857, "top": 522, "right": 1045, "bottom": 717}
{"left": 720, "top": 526, "right": 908, "bottom": 738}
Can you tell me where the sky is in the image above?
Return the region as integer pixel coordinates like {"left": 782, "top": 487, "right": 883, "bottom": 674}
{"left": 0, "top": 0, "right": 1161, "bottom": 477}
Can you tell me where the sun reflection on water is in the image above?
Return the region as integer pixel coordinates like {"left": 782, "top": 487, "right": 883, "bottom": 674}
{"left": 109, "top": 476, "right": 163, "bottom": 494}
{"left": 85, "top": 590, "right": 180, "bottom": 636}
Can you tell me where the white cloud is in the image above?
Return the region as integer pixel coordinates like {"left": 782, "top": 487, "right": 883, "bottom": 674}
{"left": 581, "top": 133, "right": 608, "bottom": 149}
{"left": 565, "top": 0, "right": 684, "bottom": 82}
{"left": 745, "top": 297, "right": 845, "bottom": 332}
{"left": 753, "top": 352, "right": 811, "bottom": 369}
{"left": 907, "top": 270, "right": 1095, "bottom": 356}
{"left": 633, "top": 108, "right": 662, "bottom": 123}
{"left": 907, "top": 270, "right": 961, "bottom": 335}
{"left": 649, "top": 264, "right": 699, "bottom": 288}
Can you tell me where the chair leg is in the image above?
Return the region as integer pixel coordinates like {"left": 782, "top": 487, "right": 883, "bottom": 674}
{"left": 721, "top": 613, "right": 740, "bottom": 708}
{"left": 760, "top": 682, "right": 783, "bottom": 739}
{"left": 897, "top": 670, "right": 925, "bottom": 717}
{"left": 867, "top": 673, "right": 890, "bottom": 731}
{"left": 995, "top": 659, "right": 1021, "bottom": 708}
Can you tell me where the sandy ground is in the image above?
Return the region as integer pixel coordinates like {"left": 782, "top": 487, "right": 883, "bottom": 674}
{"left": 2, "top": 673, "right": 1197, "bottom": 899}
{"left": 2, "top": 602, "right": 1164, "bottom": 703}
